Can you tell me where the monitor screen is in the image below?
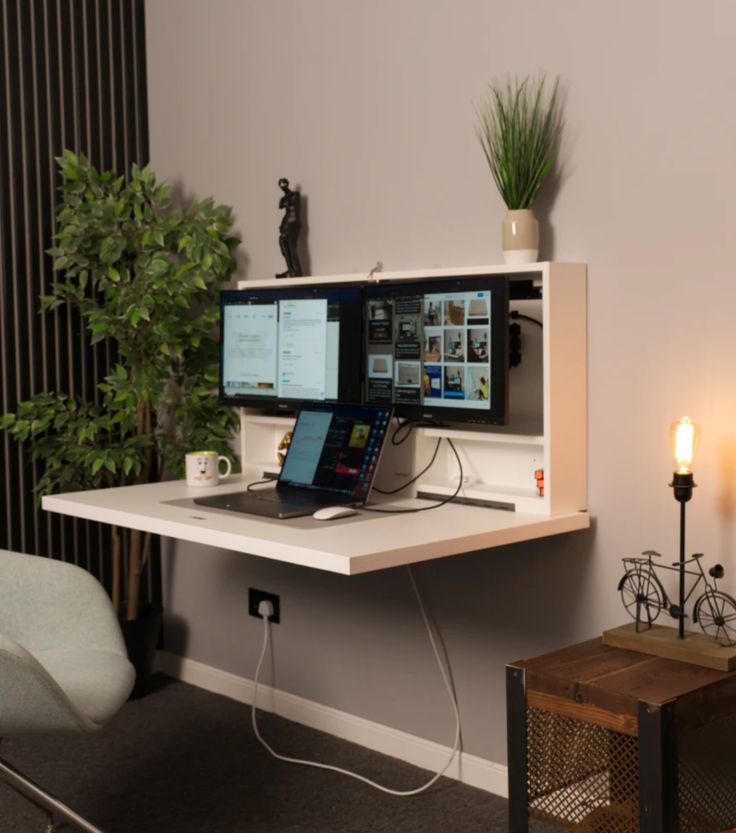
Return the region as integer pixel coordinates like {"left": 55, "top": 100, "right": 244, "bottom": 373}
{"left": 363, "top": 276, "right": 509, "bottom": 425}
{"left": 219, "top": 284, "right": 363, "bottom": 411}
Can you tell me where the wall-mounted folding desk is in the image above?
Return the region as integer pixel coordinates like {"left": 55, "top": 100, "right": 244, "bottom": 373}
{"left": 42, "top": 473, "right": 589, "bottom": 575}
{"left": 42, "top": 262, "right": 590, "bottom": 575}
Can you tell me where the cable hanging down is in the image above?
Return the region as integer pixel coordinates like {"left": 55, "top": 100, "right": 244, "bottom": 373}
{"left": 366, "top": 418, "right": 464, "bottom": 514}
{"left": 250, "top": 566, "right": 461, "bottom": 796}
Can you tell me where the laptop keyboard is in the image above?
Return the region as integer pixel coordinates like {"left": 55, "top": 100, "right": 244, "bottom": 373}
{"left": 254, "top": 490, "right": 344, "bottom": 507}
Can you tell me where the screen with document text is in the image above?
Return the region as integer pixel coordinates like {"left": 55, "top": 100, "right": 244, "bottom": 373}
{"left": 219, "top": 285, "right": 363, "bottom": 412}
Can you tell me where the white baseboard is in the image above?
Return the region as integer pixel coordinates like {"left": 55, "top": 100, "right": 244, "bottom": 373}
{"left": 155, "top": 650, "right": 508, "bottom": 798}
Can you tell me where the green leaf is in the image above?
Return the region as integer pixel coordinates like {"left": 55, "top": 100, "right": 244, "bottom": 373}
{"left": 140, "top": 164, "right": 155, "bottom": 186}
{"left": 149, "top": 257, "right": 169, "bottom": 275}
{"left": 61, "top": 162, "right": 79, "bottom": 181}
{"left": 475, "top": 73, "right": 562, "bottom": 209}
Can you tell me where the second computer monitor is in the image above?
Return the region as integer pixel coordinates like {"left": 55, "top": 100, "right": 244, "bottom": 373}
{"left": 364, "top": 275, "right": 509, "bottom": 426}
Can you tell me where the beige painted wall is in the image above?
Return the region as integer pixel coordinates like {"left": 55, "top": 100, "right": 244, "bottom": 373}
{"left": 146, "top": 0, "right": 736, "bottom": 764}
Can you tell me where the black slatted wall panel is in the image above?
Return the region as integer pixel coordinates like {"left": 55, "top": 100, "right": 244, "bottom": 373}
{"left": 0, "top": 0, "right": 158, "bottom": 603}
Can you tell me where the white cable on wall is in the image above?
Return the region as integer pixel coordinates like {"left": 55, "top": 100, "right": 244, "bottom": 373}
{"left": 250, "top": 565, "right": 461, "bottom": 796}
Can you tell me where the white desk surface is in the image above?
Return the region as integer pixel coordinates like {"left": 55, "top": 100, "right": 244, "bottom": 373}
{"left": 42, "top": 474, "right": 590, "bottom": 575}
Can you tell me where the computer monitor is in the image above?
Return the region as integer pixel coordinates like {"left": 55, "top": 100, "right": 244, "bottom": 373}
{"left": 363, "top": 275, "right": 509, "bottom": 425}
{"left": 219, "top": 284, "right": 363, "bottom": 412}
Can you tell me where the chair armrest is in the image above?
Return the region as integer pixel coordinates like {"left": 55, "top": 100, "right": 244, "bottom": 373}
{"left": 0, "top": 635, "right": 97, "bottom": 734}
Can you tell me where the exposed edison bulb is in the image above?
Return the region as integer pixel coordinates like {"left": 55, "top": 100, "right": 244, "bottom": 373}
{"left": 670, "top": 416, "right": 700, "bottom": 474}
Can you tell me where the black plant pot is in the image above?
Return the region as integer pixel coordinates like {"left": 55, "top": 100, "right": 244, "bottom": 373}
{"left": 120, "top": 604, "right": 163, "bottom": 699}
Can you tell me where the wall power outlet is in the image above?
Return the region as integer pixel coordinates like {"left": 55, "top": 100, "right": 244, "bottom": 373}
{"left": 248, "top": 588, "right": 281, "bottom": 623}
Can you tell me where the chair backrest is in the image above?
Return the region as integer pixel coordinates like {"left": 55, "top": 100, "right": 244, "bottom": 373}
{"left": 0, "top": 550, "right": 126, "bottom": 656}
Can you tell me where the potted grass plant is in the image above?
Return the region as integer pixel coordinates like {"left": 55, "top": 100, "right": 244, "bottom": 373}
{"left": 475, "top": 73, "right": 563, "bottom": 263}
{"left": 0, "top": 151, "right": 239, "bottom": 691}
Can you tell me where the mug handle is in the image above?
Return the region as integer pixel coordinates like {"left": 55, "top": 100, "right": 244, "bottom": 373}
{"left": 218, "top": 455, "right": 232, "bottom": 479}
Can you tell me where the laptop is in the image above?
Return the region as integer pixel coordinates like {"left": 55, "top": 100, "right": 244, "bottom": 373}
{"left": 194, "top": 402, "right": 393, "bottom": 519}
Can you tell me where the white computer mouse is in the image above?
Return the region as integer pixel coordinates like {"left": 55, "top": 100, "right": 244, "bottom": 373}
{"left": 312, "top": 505, "right": 359, "bottom": 521}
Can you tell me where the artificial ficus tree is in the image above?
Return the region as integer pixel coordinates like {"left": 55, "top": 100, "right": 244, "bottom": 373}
{"left": 1, "top": 151, "right": 239, "bottom": 620}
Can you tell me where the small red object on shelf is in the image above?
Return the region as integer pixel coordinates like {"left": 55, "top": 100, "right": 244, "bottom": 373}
{"left": 534, "top": 469, "right": 544, "bottom": 497}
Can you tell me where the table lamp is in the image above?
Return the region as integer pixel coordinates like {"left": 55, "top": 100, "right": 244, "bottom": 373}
{"left": 669, "top": 416, "right": 700, "bottom": 638}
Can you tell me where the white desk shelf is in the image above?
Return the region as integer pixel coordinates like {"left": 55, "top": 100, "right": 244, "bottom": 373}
{"left": 41, "top": 262, "right": 588, "bottom": 575}
{"left": 421, "top": 427, "right": 545, "bottom": 446}
{"left": 41, "top": 474, "right": 589, "bottom": 576}
{"left": 240, "top": 412, "right": 295, "bottom": 474}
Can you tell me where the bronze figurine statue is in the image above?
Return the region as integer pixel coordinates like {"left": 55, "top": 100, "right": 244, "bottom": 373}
{"left": 276, "top": 178, "right": 302, "bottom": 278}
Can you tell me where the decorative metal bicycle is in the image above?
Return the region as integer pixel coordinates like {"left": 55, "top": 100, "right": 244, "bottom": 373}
{"left": 618, "top": 550, "right": 736, "bottom": 647}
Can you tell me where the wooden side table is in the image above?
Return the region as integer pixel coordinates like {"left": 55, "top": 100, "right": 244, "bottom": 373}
{"left": 507, "top": 638, "right": 736, "bottom": 833}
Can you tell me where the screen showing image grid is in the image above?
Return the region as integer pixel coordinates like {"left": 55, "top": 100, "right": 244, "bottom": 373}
{"left": 365, "top": 286, "right": 494, "bottom": 413}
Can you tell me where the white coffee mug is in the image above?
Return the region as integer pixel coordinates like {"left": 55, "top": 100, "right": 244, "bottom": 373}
{"left": 185, "top": 451, "right": 232, "bottom": 487}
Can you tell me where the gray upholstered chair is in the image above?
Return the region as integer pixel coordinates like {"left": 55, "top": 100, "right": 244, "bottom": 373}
{"left": 0, "top": 548, "right": 135, "bottom": 833}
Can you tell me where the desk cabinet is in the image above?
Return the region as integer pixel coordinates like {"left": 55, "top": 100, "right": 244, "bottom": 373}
{"left": 240, "top": 262, "right": 587, "bottom": 518}
{"left": 507, "top": 639, "right": 736, "bottom": 833}
{"left": 43, "top": 263, "right": 589, "bottom": 573}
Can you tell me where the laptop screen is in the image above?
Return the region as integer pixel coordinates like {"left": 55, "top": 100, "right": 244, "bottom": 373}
{"left": 279, "top": 403, "right": 393, "bottom": 501}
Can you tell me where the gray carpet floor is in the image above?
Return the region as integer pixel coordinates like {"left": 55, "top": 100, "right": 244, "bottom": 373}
{"left": 0, "top": 676, "right": 557, "bottom": 833}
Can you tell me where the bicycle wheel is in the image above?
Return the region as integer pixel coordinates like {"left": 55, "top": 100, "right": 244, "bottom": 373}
{"left": 619, "top": 568, "right": 663, "bottom": 628}
{"left": 694, "top": 591, "right": 736, "bottom": 647}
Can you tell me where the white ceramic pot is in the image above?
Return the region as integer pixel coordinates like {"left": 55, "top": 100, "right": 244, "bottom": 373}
{"left": 502, "top": 208, "right": 539, "bottom": 264}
